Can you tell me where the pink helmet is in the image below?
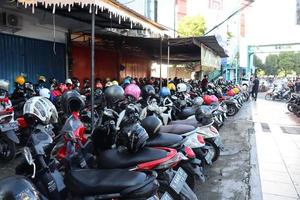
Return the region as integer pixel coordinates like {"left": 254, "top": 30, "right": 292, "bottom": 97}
{"left": 210, "top": 95, "right": 218, "bottom": 102}
{"left": 124, "top": 84, "right": 141, "bottom": 101}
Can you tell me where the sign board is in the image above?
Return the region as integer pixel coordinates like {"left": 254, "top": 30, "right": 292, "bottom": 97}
{"left": 201, "top": 44, "right": 221, "bottom": 70}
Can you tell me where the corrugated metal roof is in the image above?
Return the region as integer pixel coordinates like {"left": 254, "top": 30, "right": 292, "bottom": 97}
{"left": 0, "top": 33, "right": 66, "bottom": 93}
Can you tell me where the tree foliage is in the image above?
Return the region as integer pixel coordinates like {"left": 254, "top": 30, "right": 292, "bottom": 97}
{"left": 178, "top": 15, "right": 206, "bottom": 37}
{"left": 256, "top": 52, "right": 300, "bottom": 76}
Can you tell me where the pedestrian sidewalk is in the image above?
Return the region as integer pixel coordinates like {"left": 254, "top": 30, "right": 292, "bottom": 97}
{"left": 254, "top": 122, "right": 300, "bottom": 200}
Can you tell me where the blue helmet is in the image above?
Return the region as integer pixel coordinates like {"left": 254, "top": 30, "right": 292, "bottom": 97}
{"left": 123, "top": 78, "right": 130, "bottom": 85}
{"left": 159, "top": 87, "right": 171, "bottom": 98}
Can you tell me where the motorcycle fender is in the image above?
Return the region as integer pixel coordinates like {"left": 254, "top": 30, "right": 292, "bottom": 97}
{"left": 198, "top": 126, "right": 219, "bottom": 138}
{"left": 182, "top": 133, "right": 205, "bottom": 148}
{"left": 3, "top": 130, "right": 19, "bottom": 144}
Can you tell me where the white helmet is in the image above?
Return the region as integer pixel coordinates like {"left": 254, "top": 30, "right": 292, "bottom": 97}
{"left": 39, "top": 88, "right": 51, "bottom": 99}
{"left": 65, "top": 78, "right": 72, "bottom": 85}
{"left": 177, "top": 83, "right": 187, "bottom": 93}
{"left": 23, "top": 96, "right": 58, "bottom": 125}
{"left": 193, "top": 97, "right": 204, "bottom": 106}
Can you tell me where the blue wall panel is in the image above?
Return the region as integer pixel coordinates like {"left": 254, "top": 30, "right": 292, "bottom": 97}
{"left": 0, "top": 33, "right": 65, "bottom": 93}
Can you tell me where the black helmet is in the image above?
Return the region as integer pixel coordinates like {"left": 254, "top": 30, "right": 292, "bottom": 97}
{"left": 104, "top": 85, "right": 125, "bottom": 105}
{"left": 178, "top": 107, "right": 195, "bottom": 120}
{"left": 142, "top": 85, "right": 156, "bottom": 99}
{"left": 195, "top": 106, "right": 213, "bottom": 125}
{"left": 72, "top": 77, "right": 80, "bottom": 88}
{"left": 120, "top": 123, "right": 149, "bottom": 152}
{"left": 61, "top": 90, "right": 85, "bottom": 114}
{"left": 0, "top": 176, "right": 43, "bottom": 200}
{"left": 141, "top": 116, "right": 162, "bottom": 138}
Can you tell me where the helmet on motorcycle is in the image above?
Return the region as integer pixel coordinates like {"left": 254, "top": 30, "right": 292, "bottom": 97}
{"left": 124, "top": 84, "right": 141, "bottom": 101}
{"left": 0, "top": 79, "right": 9, "bottom": 92}
{"left": 0, "top": 176, "right": 43, "bottom": 200}
{"left": 39, "top": 88, "right": 51, "bottom": 98}
{"left": 15, "top": 75, "right": 25, "bottom": 85}
{"left": 210, "top": 95, "right": 218, "bottom": 103}
{"left": 105, "top": 81, "right": 113, "bottom": 88}
{"left": 95, "top": 80, "right": 103, "bottom": 89}
{"left": 123, "top": 78, "right": 130, "bottom": 85}
{"left": 233, "top": 87, "right": 239, "bottom": 94}
{"left": 195, "top": 106, "right": 213, "bottom": 125}
{"left": 104, "top": 85, "right": 125, "bottom": 105}
{"left": 24, "top": 82, "right": 35, "bottom": 93}
{"left": 177, "top": 83, "right": 187, "bottom": 93}
{"left": 203, "top": 95, "right": 212, "bottom": 105}
{"left": 61, "top": 90, "right": 85, "bottom": 114}
{"left": 193, "top": 97, "right": 204, "bottom": 106}
{"left": 38, "top": 75, "right": 46, "bottom": 83}
{"left": 112, "top": 80, "right": 119, "bottom": 85}
{"left": 72, "top": 77, "right": 80, "bottom": 88}
{"left": 59, "top": 83, "right": 68, "bottom": 93}
{"left": 23, "top": 96, "right": 58, "bottom": 125}
{"left": 227, "top": 89, "right": 235, "bottom": 96}
{"left": 167, "top": 82, "right": 176, "bottom": 91}
{"left": 65, "top": 78, "right": 73, "bottom": 85}
{"left": 159, "top": 87, "right": 171, "bottom": 98}
{"left": 120, "top": 123, "right": 149, "bottom": 152}
{"left": 0, "top": 79, "right": 9, "bottom": 98}
{"left": 142, "top": 85, "right": 156, "bottom": 99}
{"left": 141, "top": 116, "right": 162, "bottom": 138}
{"left": 49, "top": 77, "right": 57, "bottom": 85}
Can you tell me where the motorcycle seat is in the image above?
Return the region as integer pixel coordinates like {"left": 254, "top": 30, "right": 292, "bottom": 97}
{"left": 146, "top": 133, "right": 183, "bottom": 147}
{"left": 98, "top": 147, "right": 168, "bottom": 169}
{"left": 159, "top": 124, "right": 196, "bottom": 135}
{"left": 169, "top": 117, "right": 208, "bottom": 128}
{"left": 66, "top": 169, "right": 147, "bottom": 196}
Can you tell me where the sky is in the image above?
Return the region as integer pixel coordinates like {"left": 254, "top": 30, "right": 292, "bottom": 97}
{"left": 246, "top": 0, "right": 300, "bottom": 45}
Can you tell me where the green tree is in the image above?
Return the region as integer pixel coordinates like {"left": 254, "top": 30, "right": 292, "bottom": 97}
{"left": 178, "top": 15, "right": 206, "bottom": 37}
{"left": 277, "top": 52, "right": 296, "bottom": 76}
{"left": 264, "top": 54, "right": 279, "bottom": 75}
{"left": 293, "top": 52, "right": 300, "bottom": 75}
{"left": 253, "top": 55, "right": 264, "bottom": 73}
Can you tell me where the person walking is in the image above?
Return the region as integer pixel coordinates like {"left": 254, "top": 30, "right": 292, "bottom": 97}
{"left": 295, "top": 78, "right": 300, "bottom": 93}
{"left": 252, "top": 76, "right": 260, "bottom": 101}
{"left": 201, "top": 75, "right": 208, "bottom": 92}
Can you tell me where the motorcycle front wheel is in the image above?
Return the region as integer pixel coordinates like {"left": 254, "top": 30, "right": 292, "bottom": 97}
{"left": 287, "top": 103, "right": 294, "bottom": 112}
{"left": 0, "top": 136, "right": 16, "bottom": 161}
{"left": 265, "top": 93, "right": 272, "bottom": 100}
{"left": 205, "top": 138, "right": 220, "bottom": 163}
{"left": 227, "top": 104, "right": 238, "bottom": 116}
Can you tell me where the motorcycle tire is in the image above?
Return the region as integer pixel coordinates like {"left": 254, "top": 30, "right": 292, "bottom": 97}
{"left": 296, "top": 110, "right": 300, "bottom": 118}
{"left": 205, "top": 138, "right": 220, "bottom": 163}
{"left": 227, "top": 104, "right": 238, "bottom": 116}
{"left": 265, "top": 93, "right": 272, "bottom": 100}
{"left": 287, "top": 103, "right": 294, "bottom": 112}
{"left": 0, "top": 136, "right": 16, "bottom": 161}
{"left": 284, "top": 94, "right": 291, "bottom": 102}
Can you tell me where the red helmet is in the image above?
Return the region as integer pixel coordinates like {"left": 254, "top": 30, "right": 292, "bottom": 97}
{"left": 203, "top": 95, "right": 212, "bottom": 105}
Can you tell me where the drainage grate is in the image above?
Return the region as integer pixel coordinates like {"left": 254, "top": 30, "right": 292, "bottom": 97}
{"left": 261, "top": 123, "right": 271, "bottom": 132}
{"left": 281, "top": 126, "right": 300, "bottom": 135}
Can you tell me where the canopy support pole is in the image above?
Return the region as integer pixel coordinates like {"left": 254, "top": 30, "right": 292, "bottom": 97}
{"left": 160, "top": 37, "right": 162, "bottom": 88}
{"left": 167, "top": 40, "right": 170, "bottom": 67}
{"left": 91, "top": 5, "right": 95, "bottom": 131}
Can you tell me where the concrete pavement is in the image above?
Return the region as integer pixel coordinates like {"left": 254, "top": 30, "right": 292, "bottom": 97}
{"left": 252, "top": 94, "right": 300, "bottom": 200}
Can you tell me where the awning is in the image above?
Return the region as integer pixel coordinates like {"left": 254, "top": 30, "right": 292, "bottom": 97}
{"left": 72, "top": 34, "right": 228, "bottom": 63}
{"left": 16, "top": 0, "right": 167, "bottom": 33}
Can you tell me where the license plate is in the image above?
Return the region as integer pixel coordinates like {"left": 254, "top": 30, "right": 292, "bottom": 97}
{"left": 160, "top": 192, "right": 173, "bottom": 200}
{"left": 0, "top": 121, "right": 18, "bottom": 132}
{"left": 205, "top": 150, "right": 213, "bottom": 165}
{"left": 170, "top": 168, "right": 187, "bottom": 194}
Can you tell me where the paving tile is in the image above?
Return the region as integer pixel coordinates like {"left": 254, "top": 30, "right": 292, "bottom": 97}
{"left": 260, "top": 162, "right": 289, "bottom": 173}
{"left": 263, "top": 193, "right": 299, "bottom": 200}
{"left": 261, "top": 180, "right": 298, "bottom": 198}
{"left": 260, "top": 170, "right": 293, "bottom": 184}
